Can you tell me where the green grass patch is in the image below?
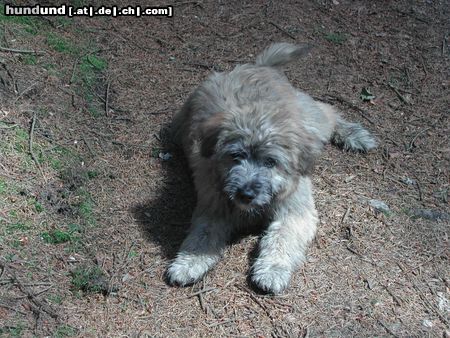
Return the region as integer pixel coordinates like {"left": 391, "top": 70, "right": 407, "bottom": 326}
{"left": 41, "top": 224, "right": 80, "bottom": 244}
{"left": 78, "top": 198, "right": 94, "bottom": 223}
{"left": 0, "top": 323, "right": 25, "bottom": 337}
{"left": 75, "top": 189, "right": 95, "bottom": 225}
{"left": 55, "top": 16, "right": 72, "bottom": 28}
{"left": 21, "top": 54, "right": 37, "bottom": 65}
{"left": 324, "top": 32, "right": 347, "bottom": 44}
{"left": 46, "top": 32, "right": 78, "bottom": 54}
{"left": 6, "top": 222, "right": 30, "bottom": 234}
{"left": 27, "top": 197, "right": 44, "bottom": 212}
{"left": 71, "top": 265, "right": 108, "bottom": 294}
{"left": 83, "top": 55, "right": 107, "bottom": 71}
{"left": 0, "top": 178, "right": 6, "bottom": 194}
{"left": 45, "top": 146, "right": 82, "bottom": 172}
{"left": 5, "top": 252, "right": 19, "bottom": 262}
{"left": 34, "top": 201, "right": 44, "bottom": 212}
{"left": 10, "top": 239, "right": 23, "bottom": 248}
{"left": 87, "top": 170, "right": 99, "bottom": 179}
{"left": 77, "top": 54, "right": 107, "bottom": 89}
{"left": 41, "top": 229, "right": 71, "bottom": 244}
{"left": 48, "top": 156, "right": 63, "bottom": 170}
{"left": 54, "top": 325, "right": 77, "bottom": 338}
{"left": 15, "top": 128, "right": 28, "bottom": 141}
{"left": 47, "top": 293, "right": 64, "bottom": 304}
{"left": 151, "top": 147, "right": 161, "bottom": 158}
{"left": 14, "top": 127, "right": 29, "bottom": 153}
{"left": 0, "top": 6, "right": 42, "bottom": 35}
{"left": 75, "top": 54, "right": 107, "bottom": 118}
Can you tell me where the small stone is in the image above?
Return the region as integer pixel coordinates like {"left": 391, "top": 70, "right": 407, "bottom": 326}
{"left": 122, "top": 273, "right": 133, "bottom": 283}
{"left": 410, "top": 208, "right": 450, "bottom": 221}
{"left": 369, "top": 199, "right": 390, "bottom": 214}
{"left": 159, "top": 152, "right": 172, "bottom": 161}
{"left": 422, "top": 319, "right": 433, "bottom": 328}
{"left": 402, "top": 177, "right": 415, "bottom": 185}
{"left": 437, "top": 292, "right": 450, "bottom": 312}
{"left": 364, "top": 278, "right": 376, "bottom": 290}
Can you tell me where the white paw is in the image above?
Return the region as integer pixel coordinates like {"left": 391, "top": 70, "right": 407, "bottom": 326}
{"left": 251, "top": 262, "right": 292, "bottom": 294}
{"left": 166, "top": 253, "right": 215, "bottom": 286}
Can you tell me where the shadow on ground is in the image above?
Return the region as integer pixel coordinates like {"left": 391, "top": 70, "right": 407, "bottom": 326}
{"left": 131, "top": 136, "right": 196, "bottom": 259}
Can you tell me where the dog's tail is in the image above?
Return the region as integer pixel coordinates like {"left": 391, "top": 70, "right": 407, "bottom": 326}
{"left": 255, "top": 43, "right": 312, "bottom": 67}
{"left": 331, "top": 116, "right": 377, "bottom": 152}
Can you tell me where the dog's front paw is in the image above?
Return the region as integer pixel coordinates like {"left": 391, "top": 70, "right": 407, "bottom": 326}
{"left": 166, "top": 253, "right": 214, "bottom": 286}
{"left": 250, "top": 262, "right": 292, "bottom": 294}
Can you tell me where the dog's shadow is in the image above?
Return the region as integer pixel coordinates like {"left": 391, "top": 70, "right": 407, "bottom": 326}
{"left": 131, "top": 128, "right": 196, "bottom": 260}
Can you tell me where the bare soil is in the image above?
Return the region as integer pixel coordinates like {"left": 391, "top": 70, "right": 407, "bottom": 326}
{"left": 0, "top": 1, "right": 449, "bottom": 337}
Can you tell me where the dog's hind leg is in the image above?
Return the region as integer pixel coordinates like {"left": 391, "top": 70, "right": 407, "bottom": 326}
{"left": 331, "top": 116, "right": 377, "bottom": 152}
{"left": 166, "top": 210, "right": 231, "bottom": 286}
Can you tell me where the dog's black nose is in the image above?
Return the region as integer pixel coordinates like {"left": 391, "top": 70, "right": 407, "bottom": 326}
{"left": 237, "top": 186, "right": 257, "bottom": 204}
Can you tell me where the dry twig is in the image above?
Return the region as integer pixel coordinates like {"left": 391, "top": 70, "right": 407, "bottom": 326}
{"left": 388, "top": 83, "right": 411, "bottom": 105}
{"left": 0, "top": 262, "right": 58, "bottom": 320}
{"left": 28, "top": 112, "right": 47, "bottom": 183}
{"left": 105, "top": 78, "right": 111, "bottom": 117}
{"left": 0, "top": 303, "right": 27, "bottom": 316}
{"left": 187, "top": 286, "right": 217, "bottom": 298}
{"left": 268, "top": 21, "right": 296, "bottom": 40}
{"left": 0, "top": 46, "right": 44, "bottom": 54}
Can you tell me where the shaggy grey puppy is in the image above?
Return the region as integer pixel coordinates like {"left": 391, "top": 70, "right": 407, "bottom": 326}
{"left": 167, "top": 43, "right": 376, "bottom": 294}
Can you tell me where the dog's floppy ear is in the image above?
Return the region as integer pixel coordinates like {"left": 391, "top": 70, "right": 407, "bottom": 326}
{"left": 295, "top": 131, "right": 324, "bottom": 176}
{"left": 199, "top": 112, "right": 225, "bottom": 158}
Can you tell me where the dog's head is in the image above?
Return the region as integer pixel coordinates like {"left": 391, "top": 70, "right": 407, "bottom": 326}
{"left": 199, "top": 107, "right": 323, "bottom": 212}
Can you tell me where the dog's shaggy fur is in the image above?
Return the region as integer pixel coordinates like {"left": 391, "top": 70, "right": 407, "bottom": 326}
{"left": 167, "top": 43, "right": 376, "bottom": 294}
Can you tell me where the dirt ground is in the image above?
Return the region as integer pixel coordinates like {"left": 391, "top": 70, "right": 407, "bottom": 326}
{"left": 0, "top": 0, "right": 449, "bottom": 337}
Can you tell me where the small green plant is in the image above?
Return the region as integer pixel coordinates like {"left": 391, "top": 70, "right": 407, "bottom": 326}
{"left": 0, "top": 178, "right": 6, "bottom": 194}
{"left": 76, "top": 190, "right": 96, "bottom": 225}
{"left": 84, "top": 55, "right": 107, "bottom": 71}
{"left": 0, "top": 324, "right": 25, "bottom": 337}
{"left": 41, "top": 223, "right": 81, "bottom": 245}
{"left": 49, "top": 157, "right": 63, "bottom": 170}
{"left": 5, "top": 253, "right": 18, "bottom": 262}
{"left": 324, "top": 32, "right": 347, "bottom": 44}
{"left": 11, "top": 239, "right": 22, "bottom": 248}
{"left": 46, "top": 32, "right": 78, "bottom": 54}
{"left": 7, "top": 222, "right": 30, "bottom": 234}
{"left": 55, "top": 16, "right": 72, "bottom": 28}
{"left": 78, "top": 198, "right": 93, "bottom": 219}
{"left": 0, "top": 6, "right": 41, "bottom": 34}
{"left": 47, "top": 293, "right": 64, "bottom": 304}
{"left": 21, "top": 54, "right": 37, "bottom": 65}
{"left": 15, "top": 128, "right": 28, "bottom": 141}
{"left": 151, "top": 147, "right": 161, "bottom": 158}
{"left": 75, "top": 54, "right": 107, "bottom": 118}
{"left": 35, "top": 201, "right": 44, "bottom": 212}
{"left": 28, "top": 198, "right": 44, "bottom": 212}
{"left": 87, "top": 170, "right": 99, "bottom": 179}
{"left": 41, "top": 229, "right": 72, "bottom": 244}
{"left": 71, "top": 265, "right": 108, "bottom": 294}
{"left": 54, "top": 324, "right": 77, "bottom": 338}
{"left": 78, "top": 55, "right": 107, "bottom": 87}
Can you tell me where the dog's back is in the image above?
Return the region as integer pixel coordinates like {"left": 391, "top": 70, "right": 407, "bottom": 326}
{"left": 172, "top": 43, "right": 376, "bottom": 158}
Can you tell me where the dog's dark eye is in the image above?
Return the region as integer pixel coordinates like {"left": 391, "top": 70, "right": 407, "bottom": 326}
{"left": 263, "top": 157, "right": 277, "bottom": 168}
{"left": 230, "top": 151, "right": 246, "bottom": 161}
